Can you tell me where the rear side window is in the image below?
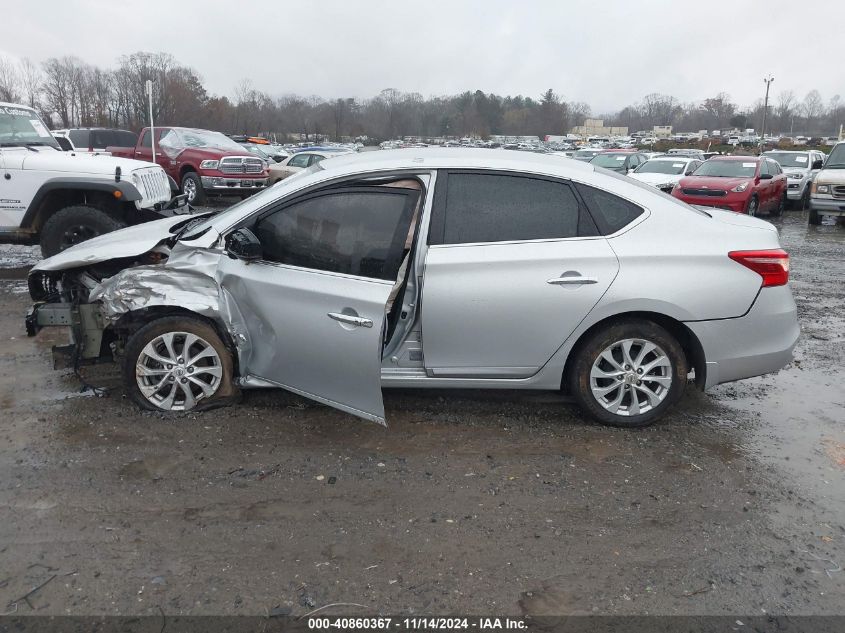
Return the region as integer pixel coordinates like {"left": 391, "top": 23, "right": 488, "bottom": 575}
{"left": 67, "top": 130, "right": 89, "bottom": 149}
{"left": 575, "top": 183, "right": 645, "bottom": 234}
{"left": 253, "top": 188, "right": 417, "bottom": 281}
{"left": 433, "top": 172, "right": 590, "bottom": 245}
{"left": 287, "top": 154, "right": 311, "bottom": 168}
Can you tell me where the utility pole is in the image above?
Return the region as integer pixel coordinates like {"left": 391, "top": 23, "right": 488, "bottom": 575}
{"left": 760, "top": 74, "right": 774, "bottom": 151}
{"left": 145, "top": 80, "right": 155, "bottom": 163}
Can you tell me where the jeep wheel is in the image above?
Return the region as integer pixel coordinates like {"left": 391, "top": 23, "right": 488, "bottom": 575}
{"left": 181, "top": 172, "right": 206, "bottom": 205}
{"left": 40, "top": 205, "right": 126, "bottom": 258}
{"left": 124, "top": 316, "right": 237, "bottom": 412}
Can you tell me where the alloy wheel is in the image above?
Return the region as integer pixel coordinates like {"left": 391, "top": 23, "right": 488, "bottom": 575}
{"left": 183, "top": 178, "right": 197, "bottom": 203}
{"left": 747, "top": 197, "right": 758, "bottom": 216}
{"left": 589, "top": 338, "right": 673, "bottom": 417}
{"left": 135, "top": 331, "right": 222, "bottom": 411}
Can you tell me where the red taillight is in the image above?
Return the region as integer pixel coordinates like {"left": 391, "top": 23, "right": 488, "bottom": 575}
{"left": 728, "top": 249, "right": 789, "bottom": 287}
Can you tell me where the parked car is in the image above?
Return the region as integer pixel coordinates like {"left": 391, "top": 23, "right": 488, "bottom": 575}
{"left": 268, "top": 149, "right": 349, "bottom": 183}
{"left": 630, "top": 156, "right": 703, "bottom": 193}
{"left": 671, "top": 156, "right": 787, "bottom": 216}
{"left": 665, "top": 148, "right": 706, "bottom": 161}
{"left": 0, "top": 102, "right": 183, "bottom": 257}
{"left": 26, "top": 149, "right": 798, "bottom": 428}
{"left": 589, "top": 150, "right": 647, "bottom": 174}
{"left": 571, "top": 148, "right": 603, "bottom": 162}
{"left": 52, "top": 128, "right": 138, "bottom": 154}
{"left": 763, "top": 150, "right": 826, "bottom": 209}
{"left": 808, "top": 141, "right": 845, "bottom": 224}
{"left": 107, "top": 127, "right": 270, "bottom": 205}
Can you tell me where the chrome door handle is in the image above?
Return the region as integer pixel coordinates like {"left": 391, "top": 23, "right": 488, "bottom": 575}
{"left": 327, "top": 312, "right": 373, "bottom": 328}
{"left": 547, "top": 276, "right": 598, "bottom": 285}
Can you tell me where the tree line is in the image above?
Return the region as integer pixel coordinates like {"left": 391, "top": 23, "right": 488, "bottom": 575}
{"left": 0, "top": 51, "right": 841, "bottom": 141}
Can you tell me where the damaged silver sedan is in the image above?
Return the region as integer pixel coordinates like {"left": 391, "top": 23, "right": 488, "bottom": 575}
{"left": 26, "top": 149, "right": 799, "bottom": 427}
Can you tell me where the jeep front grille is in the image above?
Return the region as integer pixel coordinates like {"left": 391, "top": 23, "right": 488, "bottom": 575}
{"left": 134, "top": 168, "right": 171, "bottom": 207}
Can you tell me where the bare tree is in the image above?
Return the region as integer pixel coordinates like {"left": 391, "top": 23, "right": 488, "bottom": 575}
{"left": 0, "top": 55, "right": 21, "bottom": 103}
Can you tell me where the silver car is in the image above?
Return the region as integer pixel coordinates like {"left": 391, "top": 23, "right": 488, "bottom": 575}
{"left": 26, "top": 149, "right": 799, "bottom": 427}
{"left": 763, "top": 150, "right": 826, "bottom": 208}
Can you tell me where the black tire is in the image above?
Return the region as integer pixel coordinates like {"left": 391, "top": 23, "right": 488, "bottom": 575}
{"left": 771, "top": 192, "right": 786, "bottom": 217}
{"left": 568, "top": 319, "right": 688, "bottom": 428}
{"left": 39, "top": 205, "right": 126, "bottom": 258}
{"left": 800, "top": 185, "right": 811, "bottom": 210}
{"left": 746, "top": 195, "right": 759, "bottom": 217}
{"left": 181, "top": 171, "right": 206, "bottom": 205}
{"left": 123, "top": 316, "right": 237, "bottom": 412}
{"left": 808, "top": 207, "right": 821, "bottom": 225}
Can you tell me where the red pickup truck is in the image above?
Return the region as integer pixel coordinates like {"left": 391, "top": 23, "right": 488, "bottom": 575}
{"left": 108, "top": 126, "right": 270, "bottom": 205}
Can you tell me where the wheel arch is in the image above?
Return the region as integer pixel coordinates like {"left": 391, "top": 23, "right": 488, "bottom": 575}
{"left": 22, "top": 179, "right": 142, "bottom": 231}
{"left": 561, "top": 310, "right": 706, "bottom": 393}
{"left": 179, "top": 164, "right": 199, "bottom": 179}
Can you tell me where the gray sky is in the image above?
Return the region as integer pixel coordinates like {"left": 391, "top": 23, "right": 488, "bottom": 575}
{"left": 3, "top": 0, "right": 843, "bottom": 112}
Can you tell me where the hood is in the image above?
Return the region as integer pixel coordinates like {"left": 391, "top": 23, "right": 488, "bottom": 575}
{"left": 22, "top": 148, "right": 156, "bottom": 175}
{"left": 630, "top": 172, "right": 683, "bottom": 186}
{"left": 782, "top": 166, "right": 808, "bottom": 175}
{"left": 679, "top": 175, "right": 750, "bottom": 190}
{"left": 31, "top": 214, "right": 206, "bottom": 272}
{"left": 814, "top": 168, "right": 845, "bottom": 185}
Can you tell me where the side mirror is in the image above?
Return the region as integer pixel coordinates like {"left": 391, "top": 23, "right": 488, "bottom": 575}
{"left": 759, "top": 173, "right": 773, "bottom": 180}
{"left": 812, "top": 159, "right": 824, "bottom": 170}
{"left": 224, "top": 228, "right": 262, "bottom": 262}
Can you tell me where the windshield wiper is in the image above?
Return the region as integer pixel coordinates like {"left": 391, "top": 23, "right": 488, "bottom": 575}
{"left": 0, "top": 142, "right": 36, "bottom": 150}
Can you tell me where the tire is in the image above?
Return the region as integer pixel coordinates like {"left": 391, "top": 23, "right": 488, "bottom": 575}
{"left": 772, "top": 192, "right": 786, "bottom": 217}
{"left": 123, "top": 316, "right": 237, "bottom": 412}
{"left": 746, "top": 195, "right": 759, "bottom": 216}
{"left": 40, "top": 205, "right": 126, "bottom": 258}
{"left": 800, "top": 185, "right": 811, "bottom": 210}
{"left": 808, "top": 207, "right": 821, "bottom": 225}
{"left": 568, "top": 319, "right": 688, "bottom": 428}
{"left": 181, "top": 171, "right": 206, "bottom": 205}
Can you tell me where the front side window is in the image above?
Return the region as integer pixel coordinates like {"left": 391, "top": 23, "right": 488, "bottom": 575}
{"left": 435, "top": 172, "right": 585, "bottom": 245}
{"left": 253, "top": 188, "right": 417, "bottom": 281}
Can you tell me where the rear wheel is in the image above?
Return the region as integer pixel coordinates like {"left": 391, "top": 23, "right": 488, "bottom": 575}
{"left": 569, "top": 320, "right": 688, "bottom": 427}
{"left": 40, "top": 205, "right": 126, "bottom": 258}
{"left": 181, "top": 171, "right": 206, "bottom": 205}
{"left": 124, "top": 316, "right": 236, "bottom": 412}
{"left": 746, "top": 195, "right": 759, "bottom": 217}
{"left": 772, "top": 192, "right": 786, "bottom": 217}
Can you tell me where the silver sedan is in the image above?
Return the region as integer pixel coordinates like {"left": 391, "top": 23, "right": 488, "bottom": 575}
{"left": 27, "top": 149, "right": 799, "bottom": 427}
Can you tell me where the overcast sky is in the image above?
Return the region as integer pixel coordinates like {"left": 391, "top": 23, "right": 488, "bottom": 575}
{"left": 3, "top": 0, "right": 843, "bottom": 113}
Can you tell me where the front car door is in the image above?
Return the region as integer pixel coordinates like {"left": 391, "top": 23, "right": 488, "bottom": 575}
{"left": 421, "top": 170, "right": 619, "bottom": 378}
{"left": 216, "top": 184, "right": 420, "bottom": 423}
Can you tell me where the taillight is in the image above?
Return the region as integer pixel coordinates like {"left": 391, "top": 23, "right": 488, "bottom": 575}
{"left": 728, "top": 249, "right": 789, "bottom": 287}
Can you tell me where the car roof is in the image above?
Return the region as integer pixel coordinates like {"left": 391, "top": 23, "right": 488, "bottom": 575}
{"left": 709, "top": 155, "right": 761, "bottom": 162}
{"left": 649, "top": 156, "right": 694, "bottom": 162}
{"left": 319, "top": 148, "right": 595, "bottom": 178}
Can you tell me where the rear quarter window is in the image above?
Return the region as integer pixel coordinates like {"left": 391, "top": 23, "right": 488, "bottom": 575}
{"left": 575, "top": 183, "right": 645, "bottom": 234}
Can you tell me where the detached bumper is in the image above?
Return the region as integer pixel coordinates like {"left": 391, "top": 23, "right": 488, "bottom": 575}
{"left": 201, "top": 176, "right": 269, "bottom": 194}
{"left": 26, "top": 302, "right": 106, "bottom": 367}
{"left": 685, "top": 286, "right": 799, "bottom": 389}
{"left": 810, "top": 197, "right": 845, "bottom": 216}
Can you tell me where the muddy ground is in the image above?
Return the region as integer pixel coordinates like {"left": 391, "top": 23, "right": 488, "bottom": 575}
{"left": 0, "top": 209, "right": 842, "bottom": 617}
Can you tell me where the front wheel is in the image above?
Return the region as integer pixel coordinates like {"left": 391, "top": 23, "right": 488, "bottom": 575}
{"left": 808, "top": 207, "right": 821, "bottom": 225}
{"left": 40, "top": 205, "right": 126, "bottom": 258}
{"left": 568, "top": 320, "right": 688, "bottom": 427}
{"left": 746, "top": 195, "right": 759, "bottom": 217}
{"left": 181, "top": 171, "right": 206, "bottom": 205}
{"left": 124, "top": 316, "right": 236, "bottom": 412}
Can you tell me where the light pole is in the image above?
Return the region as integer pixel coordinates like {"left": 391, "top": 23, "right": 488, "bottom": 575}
{"left": 760, "top": 74, "right": 774, "bottom": 151}
{"left": 145, "top": 79, "right": 155, "bottom": 163}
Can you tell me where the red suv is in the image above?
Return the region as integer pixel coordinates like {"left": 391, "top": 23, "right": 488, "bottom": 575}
{"left": 671, "top": 156, "right": 787, "bottom": 216}
{"left": 108, "top": 127, "right": 269, "bottom": 205}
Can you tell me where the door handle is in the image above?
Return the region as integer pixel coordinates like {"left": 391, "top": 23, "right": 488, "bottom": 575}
{"left": 327, "top": 312, "right": 373, "bottom": 328}
{"left": 547, "top": 276, "right": 598, "bottom": 286}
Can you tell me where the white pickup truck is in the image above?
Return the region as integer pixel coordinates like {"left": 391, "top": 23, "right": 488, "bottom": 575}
{"left": 0, "top": 102, "right": 186, "bottom": 256}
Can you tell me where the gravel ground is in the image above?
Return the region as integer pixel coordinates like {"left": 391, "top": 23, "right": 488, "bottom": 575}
{"left": 0, "top": 208, "right": 842, "bottom": 617}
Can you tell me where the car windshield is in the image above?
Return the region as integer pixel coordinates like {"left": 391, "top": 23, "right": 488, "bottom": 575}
{"left": 692, "top": 160, "right": 757, "bottom": 178}
{"left": 824, "top": 144, "right": 845, "bottom": 168}
{"left": 172, "top": 128, "right": 245, "bottom": 152}
{"left": 241, "top": 144, "right": 270, "bottom": 158}
{"left": 635, "top": 160, "right": 686, "bottom": 175}
{"left": 765, "top": 152, "right": 810, "bottom": 168}
{"left": 180, "top": 162, "right": 326, "bottom": 239}
{"left": 0, "top": 105, "right": 61, "bottom": 149}
{"left": 590, "top": 154, "right": 628, "bottom": 168}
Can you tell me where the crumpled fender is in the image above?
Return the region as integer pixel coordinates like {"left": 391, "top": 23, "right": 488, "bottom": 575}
{"left": 90, "top": 265, "right": 220, "bottom": 322}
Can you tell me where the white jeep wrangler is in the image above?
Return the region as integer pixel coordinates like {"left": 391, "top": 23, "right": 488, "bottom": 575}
{"left": 0, "top": 102, "right": 186, "bottom": 257}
